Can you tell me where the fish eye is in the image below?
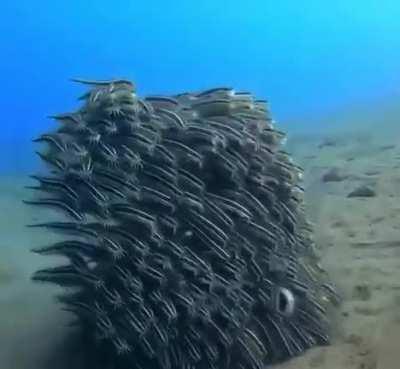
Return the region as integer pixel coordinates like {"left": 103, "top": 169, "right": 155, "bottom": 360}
{"left": 275, "top": 287, "right": 296, "bottom": 317}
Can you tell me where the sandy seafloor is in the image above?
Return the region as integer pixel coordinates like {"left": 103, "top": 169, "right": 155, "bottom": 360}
{"left": 1, "top": 125, "right": 400, "bottom": 369}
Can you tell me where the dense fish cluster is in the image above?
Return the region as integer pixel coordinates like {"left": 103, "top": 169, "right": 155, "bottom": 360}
{"left": 27, "top": 78, "right": 337, "bottom": 369}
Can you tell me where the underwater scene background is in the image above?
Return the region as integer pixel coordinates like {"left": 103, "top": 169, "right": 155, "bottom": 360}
{"left": 1, "top": 1, "right": 400, "bottom": 369}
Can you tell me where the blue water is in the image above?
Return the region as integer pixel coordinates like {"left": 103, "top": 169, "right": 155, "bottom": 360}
{"left": 1, "top": 0, "right": 400, "bottom": 172}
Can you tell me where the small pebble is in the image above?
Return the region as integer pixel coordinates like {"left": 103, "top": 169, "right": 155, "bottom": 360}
{"left": 347, "top": 185, "right": 376, "bottom": 198}
{"left": 322, "top": 168, "right": 348, "bottom": 182}
{"left": 353, "top": 284, "right": 372, "bottom": 301}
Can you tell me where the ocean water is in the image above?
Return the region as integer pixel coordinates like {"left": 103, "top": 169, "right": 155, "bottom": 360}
{"left": 1, "top": 1, "right": 400, "bottom": 368}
